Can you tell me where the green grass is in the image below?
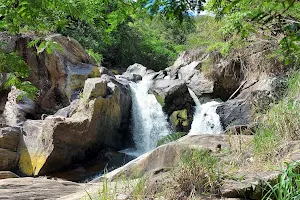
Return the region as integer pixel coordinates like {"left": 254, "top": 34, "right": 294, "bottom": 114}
{"left": 85, "top": 175, "right": 146, "bottom": 200}
{"left": 263, "top": 162, "right": 300, "bottom": 200}
{"left": 253, "top": 72, "right": 300, "bottom": 161}
{"left": 171, "top": 149, "right": 223, "bottom": 198}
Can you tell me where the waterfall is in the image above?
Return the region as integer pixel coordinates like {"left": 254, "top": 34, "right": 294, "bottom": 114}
{"left": 188, "top": 89, "right": 223, "bottom": 135}
{"left": 125, "top": 75, "right": 171, "bottom": 156}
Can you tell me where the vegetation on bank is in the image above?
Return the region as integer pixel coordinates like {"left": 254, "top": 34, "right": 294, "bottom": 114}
{"left": 254, "top": 72, "right": 300, "bottom": 162}
{"left": 0, "top": 0, "right": 300, "bottom": 199}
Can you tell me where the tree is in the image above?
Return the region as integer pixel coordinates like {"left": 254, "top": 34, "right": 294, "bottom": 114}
{"left": 0, "top": 0, "right": 204, "bottom": 97}
{"left": 206, "top": 0, "right": 300, "bottom": 65}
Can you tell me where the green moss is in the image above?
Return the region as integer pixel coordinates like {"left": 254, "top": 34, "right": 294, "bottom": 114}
{"left": 111, "top": 69, "right": 119, "bottom": 75}
{"left": 170, "top": 109, "right": 189, "bottom": 127}
{"left": 154, "top": 93, "right": 165, "bottom": 106}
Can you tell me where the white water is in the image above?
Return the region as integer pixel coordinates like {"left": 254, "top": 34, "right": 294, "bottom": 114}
{"left": 125, "top": 75, "right": 171, "bottom": 156}
{"left": 188, "top": 89, "right": 223, "bottom": 135}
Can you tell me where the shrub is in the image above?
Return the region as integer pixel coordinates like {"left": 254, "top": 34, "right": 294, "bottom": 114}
{"left": 171, "top": 149, "right": 223, "bottom": 198}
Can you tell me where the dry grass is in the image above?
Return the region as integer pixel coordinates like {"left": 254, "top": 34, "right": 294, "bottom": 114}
{"left": 169, "top": 149, "right": 224, "bottom": 200}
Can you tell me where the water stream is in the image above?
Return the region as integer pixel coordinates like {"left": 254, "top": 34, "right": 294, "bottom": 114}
{"left": 122, "top": 75, "right": 171, "bottom": 157}
{"left": 188, "top": 89, "right": 223, "bottom": 135}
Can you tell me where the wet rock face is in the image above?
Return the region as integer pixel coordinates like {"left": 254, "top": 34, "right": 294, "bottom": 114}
{"left": 18, "top": 75, "right": 132, "bottom": 176}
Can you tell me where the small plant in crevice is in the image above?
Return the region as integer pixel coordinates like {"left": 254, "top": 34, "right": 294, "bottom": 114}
{"left": 170, "top": 149, "right": 224, "bottom": 199}
{"left": 262, "top": 162, "right": 300, "bottom": 200}
{"left": 157, "top": 132, "right": 186, "bottom": 147}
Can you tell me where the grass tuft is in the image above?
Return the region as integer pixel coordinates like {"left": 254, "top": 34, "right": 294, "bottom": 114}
{"left": 170, "top": 149, "right": 223, "bottom": 199}
{"left": 253, "top": 72, "right": 300, "bottom": 162}
{"left": 263, "top": 162, "right": 300, "bottom": 200}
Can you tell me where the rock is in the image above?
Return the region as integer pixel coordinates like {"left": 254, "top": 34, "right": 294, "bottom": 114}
{"left": 102, "top": 135, "right": 232, "bottom": 180}
{"left": 99, "top": 67, "right": 116, "bottom": 77}
{"left": 54, "top": 99, "right": 80, "bottom": 118}
{"left": 66, "top": 63, "right": 100, "bottom": 101}
{"left": 82, "top": 77, "right": 108, "bottom": 99}
{"left": 237, "top": 77, "right": 287, "bottom": 110}
{"left": 217, "top": 77, "right": 286, "bottom": 130}
{"left": 221, "top": 171, "right": 280, "bottom": 199}
{"left": 0, "top": 126, "right": 21, "bottom": 151}
{"left": 124, "top": 63, "right": 147, "bottom": 77}
{"left": 1, "top": 33, "right": 100, "bottom": 114}
{"left": 49, "top": 166, "right": 91, "bottom": 182}
{"left": 0, "top": 177, "right": 84, "bottom": 200}
{"left": 0, "top": 126, "right": 21, "bottom": 171}
{"left": 151, "top": 79, "right": 195, "bottom": 132}
{"left": 208, "top": 56, "right": 244, "bottom": 100}
{"left": 171, "top": 48, "right": 207, "bottom": 71}
{"left": 178, "top": 61, "right": 214, "bottom": 96}
{"left": 116, "top": 74, "right": 142, "bottom": 82}
{"left": 3, "top": 87, "right": 36, "bottom": 126}
{"left": 0, "top": 171, "right": 19, "bottom": 179}
{"left": 0, "top": 148, "right": 18, "bottom": 171}
{"left": 152, "top": 79, "right": 194, "bottom": 116}
{"left": 18, "top": 76, "right": 132, "bottom": 175}
{"left": 0, "top": 32, "right": 18, "bottom": 53}
{"left": 216, "top": 99, "right": 251, "bottom": 130}
{"left": 170, "top": 109, "right": 191, "bottom": 132}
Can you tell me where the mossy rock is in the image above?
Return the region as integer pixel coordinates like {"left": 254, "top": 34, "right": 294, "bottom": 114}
{"left": 153, "top": 92, "right": 165, "bottom": 106}
{"left": 111, "top": 69, "right": 119, "bottom": 75}
{"left": 170, "top": 109, "right": 191, "bottom": 132}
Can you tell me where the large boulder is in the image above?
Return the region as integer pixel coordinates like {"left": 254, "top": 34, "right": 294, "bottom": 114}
{"left": 3, "top": 87, "right": 36, "bottom": 126}
{"left": 152, "top": 79, "right": 194, "bottom": 115}
{"left": 1, "top": 33, "right": 100, "bottom": 114}
{"left": 236, "top": 76, "right": 286, "bottom": 110}
{"left": 216, "top": 99, "right": 252, "bottom": 130}
{"left": 0, "top": 126, "right": 21, "bottom": 170}
{"left": 18, "top": 75, "right": 132, "bottom": 175}
{"left": 123, "top": 63, "right": 147, "bottom": 78}
{"left": 151, "top": 79, "right": 195, "bottom": 131}
{"left": 0, "top": 171, "right": 19, "bottom": 179}
{"left": 217, "top": 76, "right": 286, "bottom": 130}
{"left": 101, "top": 134, "right": 241, "bottom": 180}
{"left": 178, "top": 61, "right": 214, "bottom": 97}
{"left": 0, "top": 177, "right": 83, "bottom": 200}
{"left": 170, "top": 50, "right": 244, "bottom": 101}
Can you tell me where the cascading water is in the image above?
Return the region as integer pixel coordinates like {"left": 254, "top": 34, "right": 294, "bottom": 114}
{"left": 188, "top": 89, "right": 223, "bottom": 135}
{"left": 125, "top": 75, "right": 171, "bottom": 156}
